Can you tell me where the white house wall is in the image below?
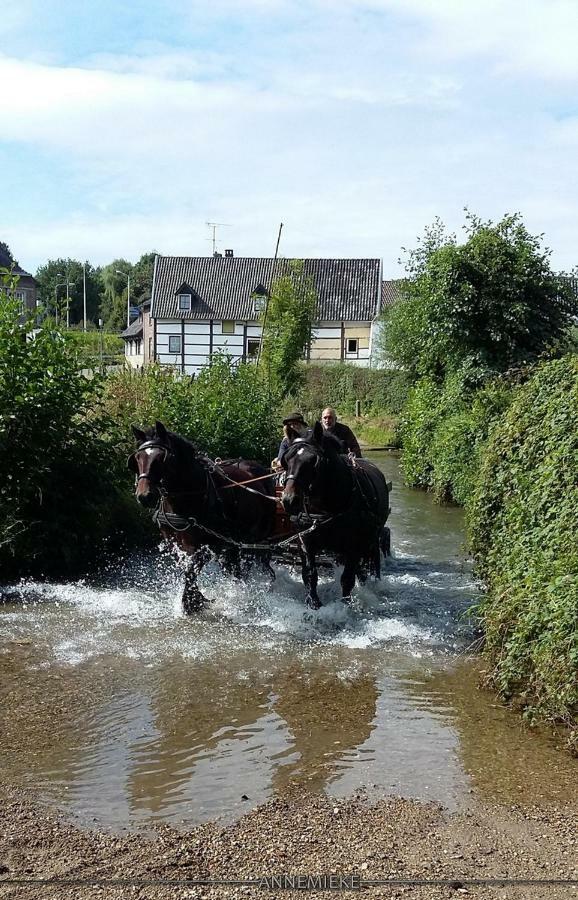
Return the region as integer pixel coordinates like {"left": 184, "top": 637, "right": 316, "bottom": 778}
{"left": 156, "top": 319, "right": 262, "bottom": 375}
{"left": 310, "top": 322, "right": 371, "bottom": 366}
{"left": 154, "top": 318, "right": 373, "bottom": 371}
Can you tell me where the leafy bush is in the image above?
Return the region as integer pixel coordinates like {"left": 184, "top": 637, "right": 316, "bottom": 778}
{"left": 0, "top": 274, "right": 142, "bottom": 578}
{"left": 104, "top": 355, "right": 278, "bottom": 462}
{"left": 468, "top": 357, "right": 578, "bottom": 733}
{"left": 400, "top": 366, "right": 516, "bottom": 503}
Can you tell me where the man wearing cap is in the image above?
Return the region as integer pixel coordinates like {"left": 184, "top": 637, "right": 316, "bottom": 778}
{"left": 321, "top": 407, "right": 362, "bottom": 457}
{"left": 271, "top": 412, "right": 308, "bottom": 470}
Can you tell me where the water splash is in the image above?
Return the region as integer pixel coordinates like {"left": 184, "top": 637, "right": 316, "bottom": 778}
{"left": 1, "top": 544, "right": 476, "bottom": 666}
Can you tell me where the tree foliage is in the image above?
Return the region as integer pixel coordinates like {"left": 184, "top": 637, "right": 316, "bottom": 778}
{"left": 35, "top": 258, "right": 101, "bottom": 325}
{"left": 259, "top": 260, "right": 316, "bottom": 396}
{"left": 99, "top": 252, "right": 157, "bottom": 330}
{"left": 0, "top": 270, "right": 139, "bottom": 577}
{"left": 33, "top": 251, "right": 157, "bottom": 331}
{"left": 0, "top": 241, "right": 15, "bottom": 267}
{"left": 379, "top": 213, "right": 577, "bottom": 380}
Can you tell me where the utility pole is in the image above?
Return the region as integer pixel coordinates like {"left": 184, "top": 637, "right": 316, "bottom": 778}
{"left": 65, "top": 279, "right": 70, "bottom": 328}
{"left": 256, "top": 222, "right": 283, "bottom": 367}
{"left": 83, "top": 263, "right": 87, "bottom": 332}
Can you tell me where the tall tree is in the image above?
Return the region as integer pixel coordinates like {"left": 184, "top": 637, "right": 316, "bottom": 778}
{"left": 131, "top": 252, "right": 157, "bottom": 306}
{"left": 378, "top": 213, "right": 577, "bottom": 380}
{"left": 259, "top": 260, "right": 316, "bottom": 396}
{"left": 0, "top": 241, "right": 15, "bottom": 268}
{"left": 35, "top": 258, "right": 102, "bottom": 326}
{"left": 99, "top": 259, "right": 133, "bottom": 331}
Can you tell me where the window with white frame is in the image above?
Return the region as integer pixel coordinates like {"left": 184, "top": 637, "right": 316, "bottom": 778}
{"left": 222, "top": 320, "right": 235, "bottom": 334}
{"left": 169, "top": 334, "right": 182, "bottom": 354}
{"left": 178, "top": 294, "right": 192, "bottom": 311}
{"left": 246, "top": 338, "right": 260, "bottom": 359}
{"left": 346, "top": 338, "right": 359, "bottom": 355}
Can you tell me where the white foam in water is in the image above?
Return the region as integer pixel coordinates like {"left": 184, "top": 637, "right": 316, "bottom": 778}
{"left": 1, "top": 541, "right": 475, "bottom": 663}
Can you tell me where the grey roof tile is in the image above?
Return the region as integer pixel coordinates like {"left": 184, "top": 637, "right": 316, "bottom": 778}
{"left": 381, "top": 278, "right": 407, "bottom": 308}
{"left": 120, "top": 319, "right": 143, "bottom": 339}
{"left": 151, "top": 257, "right": 381, "bottom": 322}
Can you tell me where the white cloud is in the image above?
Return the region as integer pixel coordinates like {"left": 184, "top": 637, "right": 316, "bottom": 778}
{"left": 2, "top": 0, "right": 578, "bottom": 274}
{"left": 337, "top": 0, "right": 578, "bottom": 80}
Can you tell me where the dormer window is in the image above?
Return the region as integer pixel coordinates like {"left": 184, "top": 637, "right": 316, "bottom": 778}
{"left": 174, "top": 282, "right": 197, "bottom": 310}
{"left": 252, "top": 283, "right": 268, "bottom": 316}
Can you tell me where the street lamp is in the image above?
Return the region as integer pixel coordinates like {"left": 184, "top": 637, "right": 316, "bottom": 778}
{"left": 116, "top": 270, "right": 131, "bottom": 329}
{"left": 55, "top": 272, "right": 73, "bottom": 326}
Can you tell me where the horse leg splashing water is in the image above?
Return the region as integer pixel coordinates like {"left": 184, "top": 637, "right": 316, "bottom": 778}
{"left": 281, "top": 421, "right": 390, "bottom": 607}
{"left": 128, "top": 421, "right": 276, "bottom": 613}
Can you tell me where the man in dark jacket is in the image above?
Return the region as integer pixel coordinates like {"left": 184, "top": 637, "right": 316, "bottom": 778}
{"left": 272, "top": 412, "right": 308, "bottom": 470}
{"left": 321, "top": 407, "right": 362, "bottom": 457}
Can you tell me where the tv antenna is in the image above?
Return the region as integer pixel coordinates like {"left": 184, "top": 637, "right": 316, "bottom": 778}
{"left": 206, "top": 222, "right": 231, "bottom": 256}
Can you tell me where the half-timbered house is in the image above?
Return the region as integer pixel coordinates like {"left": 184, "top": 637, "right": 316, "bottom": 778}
{"left": 148, "top": 253, "right": 383, "bottom": 375}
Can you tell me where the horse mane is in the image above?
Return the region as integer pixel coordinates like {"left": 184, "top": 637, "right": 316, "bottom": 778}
{"left": 144, "top": 424, "right": 199, "bottom": 464}
{"left": 287, "top": 428, "right": 343, "bottom": 458}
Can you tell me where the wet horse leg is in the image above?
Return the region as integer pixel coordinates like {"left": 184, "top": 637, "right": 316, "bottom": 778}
{"left": 182, "top": 546, "right": 212, "bottom": 614}
{"left": 221, "top": 546, "right": 242, "bottom": 579}
{"left": 369, "top": 534, "right": 381, "bottom": 579}
{"left": 299, "top": 540, "right": 320, "bottom": 609}
{"left": 341, "top": 554, "right": 358, "bottom": 603}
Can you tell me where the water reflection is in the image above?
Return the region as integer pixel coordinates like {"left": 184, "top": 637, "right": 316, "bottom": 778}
{"left": 410, "top": 662, "right": 578, "bottom": 806}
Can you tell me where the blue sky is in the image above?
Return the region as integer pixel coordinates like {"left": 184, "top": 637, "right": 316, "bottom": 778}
{"left": 2, "top": 0, "right": 578, "bottom": 273}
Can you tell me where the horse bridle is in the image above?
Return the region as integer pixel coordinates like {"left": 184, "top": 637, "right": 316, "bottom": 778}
{"left": 128, "top": 440, "right": 171, "bottom": 485}
{"left": 128, "top": 441, "right": 216, "bottom": 506}
{"left": 283, "top": 439, "right": 324, "bottom": 492}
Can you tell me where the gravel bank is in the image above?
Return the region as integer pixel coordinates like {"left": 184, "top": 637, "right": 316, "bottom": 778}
{"left": 1, "top": 786, "right": 576, "bottom": 900}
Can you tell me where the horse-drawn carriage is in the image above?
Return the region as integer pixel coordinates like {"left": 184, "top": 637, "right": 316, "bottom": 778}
{"left": 129, "top": 421, "right": 391, "bottom": 612}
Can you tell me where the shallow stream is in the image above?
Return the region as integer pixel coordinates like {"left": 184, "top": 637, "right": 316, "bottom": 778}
{"left": 1, "top": 454, "right": 576, "bottom": 830}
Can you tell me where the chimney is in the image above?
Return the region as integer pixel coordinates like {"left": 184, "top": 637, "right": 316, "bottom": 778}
{"left": 225, "top": 249, "right": 234, "bottom": 257}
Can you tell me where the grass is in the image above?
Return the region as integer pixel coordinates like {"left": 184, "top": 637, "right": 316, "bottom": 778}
{"left": 341, "top": 415, "right": 400, "bottom": 449}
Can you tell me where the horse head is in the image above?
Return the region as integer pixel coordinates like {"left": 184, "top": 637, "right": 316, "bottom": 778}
{"left": 281, "top": 421, "right": 342, "bottom": 515}
{"left": 128, "top": 420, "right": 175, "bottom": 508}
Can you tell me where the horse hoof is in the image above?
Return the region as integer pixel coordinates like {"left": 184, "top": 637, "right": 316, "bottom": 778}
{"left": 182, "top": 597, "right": 207, "bottom": 614}
{"left": 306, "top": 595, "right": 321, "bottom": 610}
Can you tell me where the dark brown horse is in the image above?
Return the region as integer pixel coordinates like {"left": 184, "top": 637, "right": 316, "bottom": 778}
{"left": 129, "top": 422, "right": 276, "bottom": 612}
{"left": 281, "top": 422, "right": 391, "bottom": 608}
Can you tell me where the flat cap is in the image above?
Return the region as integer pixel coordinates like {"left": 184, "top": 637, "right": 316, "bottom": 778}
{"left": 282, "top": 411, "right": 306, "bottom": 425}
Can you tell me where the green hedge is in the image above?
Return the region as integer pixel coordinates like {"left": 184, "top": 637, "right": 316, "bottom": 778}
{"left": 399, "top": 368, "right": 515, "bottom": 504}
{"left": 291, "top": 363, "right": 411, "bottom": 419}
{"left": 468, "top": 357, "right": 578, "bottom": 735}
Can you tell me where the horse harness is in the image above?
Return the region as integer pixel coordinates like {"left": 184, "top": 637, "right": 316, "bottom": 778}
{"left": 131, "top": 438, "right": 335, "bottom": 552}
{"left": 283, "top": 439, "right": 383, "bottom": 526}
